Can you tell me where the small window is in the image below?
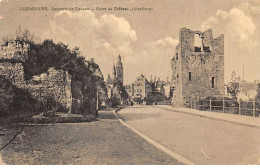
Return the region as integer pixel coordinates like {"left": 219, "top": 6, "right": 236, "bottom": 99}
{"left": 177, "top": 74, "right": 179, "bottom": 84}
{"left": 188, "top": 72, "right": 191, "bottom": 81}
{"left": 176, "top": 53, "right": 178, "bottom": 60}
{"left": 212, "top": 77, "right": 215, "bottom": 88}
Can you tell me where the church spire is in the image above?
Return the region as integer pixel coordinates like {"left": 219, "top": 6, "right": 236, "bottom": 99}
{"left": 117, "top": 54, "right": 121, "bottom": 63}
{"left": 112, "top": 63, "right": 116, "bottom": 80}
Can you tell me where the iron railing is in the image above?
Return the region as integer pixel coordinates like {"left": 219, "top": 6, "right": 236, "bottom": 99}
{"left": 193, "top": 98, "right": 260, "bottom": 117}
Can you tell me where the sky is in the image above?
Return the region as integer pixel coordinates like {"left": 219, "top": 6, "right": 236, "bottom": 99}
{"left": 0, "top": 0, "right": 260, "bottom": 84}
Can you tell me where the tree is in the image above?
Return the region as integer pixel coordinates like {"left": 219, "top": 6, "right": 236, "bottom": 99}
{"left": 113, "top": 80, "right": 128, "bottom": 99}
{"left": 229, "top": 71, "right": 240, "bottom": 100}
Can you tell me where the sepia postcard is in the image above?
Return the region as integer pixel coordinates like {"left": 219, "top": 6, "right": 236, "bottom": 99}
{"left": 0, "top": 0, "right": 260, "bottom": 165}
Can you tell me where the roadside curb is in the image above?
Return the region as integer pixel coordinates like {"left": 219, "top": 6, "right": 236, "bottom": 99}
{"left": 113, "top": 107, "right": 195, "bottom": 165}
{"left": 156, "top": 106, "right": 260, "bottom": 129}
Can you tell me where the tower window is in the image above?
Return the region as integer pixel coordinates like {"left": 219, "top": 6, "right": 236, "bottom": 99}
{"left": 212, "top": 77, "right": 215, "bottom": 88}
{"left": 176, "top": 53, "right": 178, "bottom": 60}
{"left": 189, "top": 72, "right": 191, "bottom": 81}
{"left": 194, "top": 34, "right": 202, "bottom": 52}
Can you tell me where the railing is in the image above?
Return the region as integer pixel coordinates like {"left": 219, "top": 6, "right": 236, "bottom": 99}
{"left": 194, "top": 98, "right": 260, "bottom": 117}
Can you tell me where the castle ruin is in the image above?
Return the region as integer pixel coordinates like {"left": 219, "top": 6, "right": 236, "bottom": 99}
{"left": 171, "top": 27, "right": 225, "bottom": 107}
{"left": 0, "top": 39, "right": 73, "bottom": 113}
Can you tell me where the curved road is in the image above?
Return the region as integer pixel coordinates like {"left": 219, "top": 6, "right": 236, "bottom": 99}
{"left": 117, "top": 106, "right": 260, "bottom": 165}
{"left": 1, "top": 109, "right": 180, "bottom": 165}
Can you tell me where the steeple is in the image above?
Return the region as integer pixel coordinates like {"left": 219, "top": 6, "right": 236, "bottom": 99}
{"left": 117, "top": 54, "right": 121, "bottom": 63}
{"left": 116, "top": 54, "right": 123, "bottom": 67}
{"left": 115, "top": 54, "right": 124, "bottom": 84}
{"left": 112, "top": 63, "right": 116, "bottom": 80}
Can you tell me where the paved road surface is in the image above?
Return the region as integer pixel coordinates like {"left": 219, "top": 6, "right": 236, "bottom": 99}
{"left": 0, "top": 110, "right": 181, "bottom": 165}
{"left": 117, "top": 106, "right": 260, "bottom": 165}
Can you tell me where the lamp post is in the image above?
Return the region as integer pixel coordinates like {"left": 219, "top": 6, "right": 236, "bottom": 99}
{"left": 96, "top": 85, "right": 100, "bottom": 117}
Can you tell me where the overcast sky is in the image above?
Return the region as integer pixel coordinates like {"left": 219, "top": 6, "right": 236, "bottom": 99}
{"left": 0, "top": 0, "right": 260, "bottom": 84}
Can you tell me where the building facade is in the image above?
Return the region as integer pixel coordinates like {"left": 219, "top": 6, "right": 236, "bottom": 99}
{"left": 237, "top": 81, "right": 259, "bottom": 101}
{"left": 132, "top": 74, "right": 152, "bottom": 100}
{"left": 171, "top": 27, "right": 225, "bottom": 107}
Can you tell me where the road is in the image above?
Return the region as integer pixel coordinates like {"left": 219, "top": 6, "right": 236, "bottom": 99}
{"left": 117, "top": 106, "right": 260, "bottom": 165}
{"left": 0, "top": 110, "right": 181, "bottom": 165}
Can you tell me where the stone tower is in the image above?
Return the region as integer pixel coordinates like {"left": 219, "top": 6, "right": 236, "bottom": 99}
{"left": 115, "top": 55, "right": 124, "bottom": 84}
{"left": 171, "top": 27, "right": 224, "bottom": 107}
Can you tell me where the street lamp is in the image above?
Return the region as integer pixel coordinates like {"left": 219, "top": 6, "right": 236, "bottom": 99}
{"left": 96, "top": 85, "right": 100, "bottom": 113}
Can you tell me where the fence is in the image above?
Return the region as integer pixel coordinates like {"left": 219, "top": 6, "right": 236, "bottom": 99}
{"left": 193, "top": 98, "right": 260, "bottom": 117}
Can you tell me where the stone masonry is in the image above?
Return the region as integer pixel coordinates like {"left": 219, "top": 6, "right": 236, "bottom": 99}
{"left": 171, "top": 27, "right": 224, "bottom": 107}
{"left": 0, "top": 40, "right": 73, "bottom": 113}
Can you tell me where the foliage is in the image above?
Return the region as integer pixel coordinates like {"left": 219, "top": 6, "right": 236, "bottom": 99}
{"left": 113, "top": 80, "right": 128, "bottom": 99}
{"left": 2, "top": 25, "right": 41, "bottom": 44}
{"left": 228, "top": 71, "right": 240, "bottom": 100}
{"left": 145, "top": 92, "right": 166, "bottom": 104}
{"left": 111, "top": 96, "right": 120, "bottom": 107}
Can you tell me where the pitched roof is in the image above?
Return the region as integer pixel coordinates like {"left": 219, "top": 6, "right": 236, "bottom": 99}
{"left": 239, "top": 82, "right": 258, "bottom": 92}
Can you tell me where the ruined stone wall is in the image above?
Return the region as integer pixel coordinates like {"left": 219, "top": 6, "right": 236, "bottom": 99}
{"left": 171, "top": 44, "right": 183, "bottom": 106}
{"left": 0, "top": 62, "right": 26, "bottom": 87}
{"left": 0, "top": 40, "right": 29, "bottom": 61}
{"left": 27, "top": 68, "right": 72, "bottom": 112}
{"left": 202, "top": 29, "right": 213, "bottom": 48}
{"left": 0, "top": 62, "right": 73, "bottom": 113}
{"left": 171, "top": 27, "right": 224, "bottom": 107}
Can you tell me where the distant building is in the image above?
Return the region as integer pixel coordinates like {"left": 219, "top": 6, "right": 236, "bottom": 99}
{"left": 131, "top": 74, "right": 152, "bottom": 103}
{"left": 125, "top": 84, "right": 134, "bottom": 97}
{"left": 237, "top": 81, "right": 259, "bottom": 101}
{"left": 171, "top": 27, "right": 225, "bottom": 107}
